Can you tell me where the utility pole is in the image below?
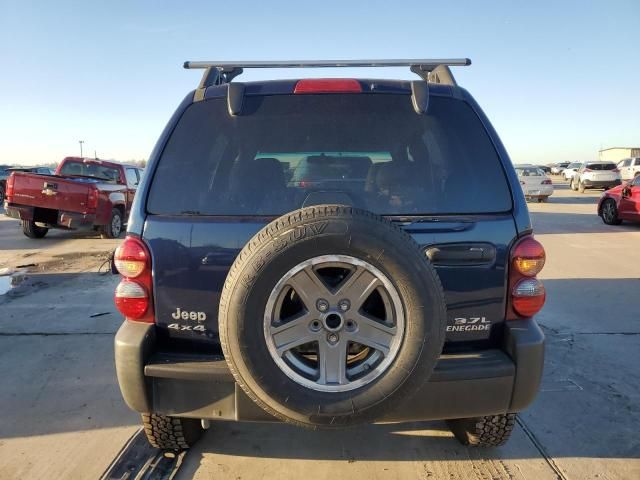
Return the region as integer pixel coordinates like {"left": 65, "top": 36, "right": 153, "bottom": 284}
{"left": 79, "top": 140, "right": 85, "bottom": 158}
{"left": 94, "top": 150, "right": 97, "bottom": 159}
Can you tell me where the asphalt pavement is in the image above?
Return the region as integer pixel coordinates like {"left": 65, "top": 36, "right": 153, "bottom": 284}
{"left": 0, "top": 182, "right": 638, "bottom": 479}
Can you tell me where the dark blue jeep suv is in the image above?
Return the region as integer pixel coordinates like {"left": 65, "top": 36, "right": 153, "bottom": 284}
{"left": 113, "top": 59, "right": 545, "bottom": 450}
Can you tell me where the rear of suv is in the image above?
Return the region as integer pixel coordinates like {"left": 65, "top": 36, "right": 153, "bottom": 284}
{"left": 570, "top": 161, "right": 621, "bottom": 192}
{"left": 113, "top": 59, "right": 545, "bottom": 450}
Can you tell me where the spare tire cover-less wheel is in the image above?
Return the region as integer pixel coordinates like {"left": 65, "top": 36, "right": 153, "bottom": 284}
{"left": 219, "top": 206, "right": 447, "bottom": 428}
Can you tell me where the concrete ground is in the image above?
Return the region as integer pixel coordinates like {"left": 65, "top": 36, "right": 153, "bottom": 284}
{"left": 0, "top": 181, "right": 638, "bottom": 479}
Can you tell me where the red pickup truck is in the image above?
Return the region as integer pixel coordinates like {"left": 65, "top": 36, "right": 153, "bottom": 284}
{"left": 4, "top": 157, "right": 143, "bottom": 239}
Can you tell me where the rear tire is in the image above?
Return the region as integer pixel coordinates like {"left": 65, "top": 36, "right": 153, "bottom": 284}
{"left": 22, "top": 220, "right": 48, "bottom": 239}
{"left": 101, "top": 208, "right": 123, "bottom": 239}
{"left": 0, "top": 185, "right": 5, "bottom": 204}
{"left": 141, "top": 413, "right": 204, "bottom": 450}
{"left": 447, "top": 413, "right": 516, "bottom": 447}
{"left": 570, "top": 178, "right": 578, "bottom": 191}
{"left": 578, "top": 181, "right": 586, "bottom": 193}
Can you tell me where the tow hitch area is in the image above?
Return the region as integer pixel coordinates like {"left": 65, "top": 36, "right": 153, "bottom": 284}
{"left": 100, "top": 429, "right": 186, "bottom": 480}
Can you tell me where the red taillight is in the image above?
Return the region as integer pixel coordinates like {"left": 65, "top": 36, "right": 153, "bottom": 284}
{"left": 294, "top": 79, "right": 362, "bottom": 94}
{"left": 584, "top": 168, "right": 592, "bottom": 172}
{"left": 6, "top": 173, "right": 15, "bottom": 200}
{"left": 114, "top": 237, "right": 148, "bottom": 278}
{"left": 512, "top": 236, "right": 545, "bottom": 276}
{"left": 542, "top": 179, "right": 552, "bottom": 185}
{"left": 508, "top": 235, "right": 546, "bottom": 319}
{"left": 612, "top": 168, "right": 620, "bottom": 173}
{"left": 512, "top": 279, "right": 546, "bottom": 317}
{"left": 114, "top": 236, "right": 154, "bottom": 323}
{"left": 114, "top": 280, "right": 149, "bottom": 319}
{"left": 87, "top": 187, "right": 98, "bottom": 211}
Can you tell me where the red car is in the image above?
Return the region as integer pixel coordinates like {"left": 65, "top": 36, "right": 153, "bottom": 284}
{"left": 598, "top": 175, "right": 640, "bottom": 225}
{"left": 4, "top": 157, "right": 143, "bottom": 238}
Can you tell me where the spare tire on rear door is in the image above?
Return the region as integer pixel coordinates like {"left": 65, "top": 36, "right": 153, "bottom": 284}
{"left": 219, "top": 205, "right": 447, "bottom": 428}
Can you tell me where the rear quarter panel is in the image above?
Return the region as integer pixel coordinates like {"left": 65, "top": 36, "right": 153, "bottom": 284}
{"left": 94, "top": 183, "right": 127, "bottom": 225}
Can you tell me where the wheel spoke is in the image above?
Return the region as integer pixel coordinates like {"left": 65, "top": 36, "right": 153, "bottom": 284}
{"left": 336, "top": 266, "right": 381, "bottom": 309}
{"left": 348, "top": 313, "right": 396, "bottom": 356}
{"left": 317, "top": 338, "right": 348, "bottom": 385}
{"left": 287, "top": 267, "right": 332, "bottom": 310}
{"left": 270, "top": 312, "right": 317, "bottom": 355}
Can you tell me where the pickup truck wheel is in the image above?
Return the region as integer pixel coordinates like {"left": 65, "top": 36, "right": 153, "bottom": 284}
{"left": 101, "top": 209, "right": 123, "bottom": 239}
{"left": 0, "top": 185, "right": 4, "bottom": 203}
{"left": 219, "top": 205, "right": 447, "bottom": 428}
{"left": 447, "top": 413, "right": 516, "bottom": 447}
{"left": 141, "top": 413, "right": 203, "bottom": 450}
{"left": 22, "top": 220, "right": 48, "bottom": 239}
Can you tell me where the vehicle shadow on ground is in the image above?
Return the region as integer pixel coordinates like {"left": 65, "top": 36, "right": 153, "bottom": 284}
{"left": 544, "top": 194, "right": 602, "bottom": 205}
{"left": 0, "top": 271, "right": 137, "bottom": 440}
{"left": 0, "top": 217, "right": 107, "bottom": 252}
{"left": 180, "top": 420, "right": 525, "bottom": 466}
{"left": 530, "top": 211, "right": 639, "bottom": 234}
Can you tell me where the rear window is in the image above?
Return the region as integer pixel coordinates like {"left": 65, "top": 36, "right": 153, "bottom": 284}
{"left": 516, "top": 167, "right": 544, "bottom": 176}
{"left": 148, "top": 94, "right": 512, "bottom": 216}
{"left": 59, "top": 161, "right": 120, "bottom": 182}
{"left": 586, "top": 163, "right": 616, "bottom": 171}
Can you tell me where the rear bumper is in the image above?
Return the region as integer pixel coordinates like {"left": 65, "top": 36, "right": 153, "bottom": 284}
{"left": 581, "top": 179, "right": 621, "bottom": 188}
{"left": 4, "top": 203, "right": 97, "bottom": 229}
{"left": 115, "top": 319, "right": 544, "bottom": 422}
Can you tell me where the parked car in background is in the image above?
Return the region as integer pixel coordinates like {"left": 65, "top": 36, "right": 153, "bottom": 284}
{"left": 515, "top": 166, "right": 554, "bottom": 202}
{"left": 551, "top": 162, "right": 570, "bottom": 174}
{"left": 538, "top": 165, "right": 551, "bottom": 174}
{"left": 570, "top": 162, "right": 621, "bottom": 192}
{"left": 4, "top": 157, "right": 143, "bottom": 238}
{"left": 598, "top": 174, "right": 640, "bottom": 224}
{"left": 616, "top": 157, "right": 640, "bottom": 181}
{"left": 7, "top": 166, "right": 55, "bottom": 176}
{"left": 0, "top": 164, "right": 15, "bottom": 203}
{"left": 562, "top": 162, "right": 582, "bottom": 181}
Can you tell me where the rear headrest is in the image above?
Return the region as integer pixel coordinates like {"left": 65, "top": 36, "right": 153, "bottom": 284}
{"left": 376, "top": 162, "right": 425, "bottom": 192}
{"left": 229, "top": 157, "right": 285, "bottom": 192}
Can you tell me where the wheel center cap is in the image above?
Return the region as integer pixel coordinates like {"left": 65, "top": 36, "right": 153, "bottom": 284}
{"left": 322, "top": 312, "right": 344, "bottom": 332}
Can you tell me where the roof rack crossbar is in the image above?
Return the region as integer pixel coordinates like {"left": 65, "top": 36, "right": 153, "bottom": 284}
{"left": 184, "top": 58, "right": 470, "bottom": 71}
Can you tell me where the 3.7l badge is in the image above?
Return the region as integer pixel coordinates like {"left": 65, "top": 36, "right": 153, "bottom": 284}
{"left": 446, "top": 316, "right": 491, "bottom": 332}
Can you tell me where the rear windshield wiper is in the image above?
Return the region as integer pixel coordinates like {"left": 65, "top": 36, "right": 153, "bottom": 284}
{"left": 387, "top": 216, "right": 443, "bottom": 224}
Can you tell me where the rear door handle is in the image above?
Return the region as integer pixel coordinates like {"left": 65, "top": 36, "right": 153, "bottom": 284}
{"left": 425, "top": 243, "right": 496, "bottom": 266}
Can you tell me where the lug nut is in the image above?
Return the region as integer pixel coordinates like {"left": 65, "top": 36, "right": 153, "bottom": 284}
{"left": 338, "top": 299, "right": 350, "bottom": 311}
{"left": 327, "top": 333, "right": 339, "bottom": 344}
{"left": 317, "top": 299, "right": 329, "bottom": 312}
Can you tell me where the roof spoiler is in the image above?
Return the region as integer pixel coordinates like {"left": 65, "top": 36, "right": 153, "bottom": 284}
{"left": 183, "top": 58, "right": 472, "bottom": 114}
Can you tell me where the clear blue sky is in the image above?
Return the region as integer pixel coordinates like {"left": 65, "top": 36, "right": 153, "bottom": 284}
{"left": 1, "top": 0, "right": 638, "bottom": 165}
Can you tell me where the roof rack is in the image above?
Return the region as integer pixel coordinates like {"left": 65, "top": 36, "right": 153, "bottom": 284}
{"left": 185, "top": 58, "right": 470, "bottom": 89}
{"left": 184, "top": 58, "right": 471, "bottom": 113}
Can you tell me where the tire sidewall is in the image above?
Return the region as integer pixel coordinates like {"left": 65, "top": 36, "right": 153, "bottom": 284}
{"left": 104, "top": 209, "right": 122, "bottom": 238}
{"left": 602, "top": 199, "right": 619, "bottom": 225}
{"left": 220, "top": 209, "right": 446, "bottom": 427}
